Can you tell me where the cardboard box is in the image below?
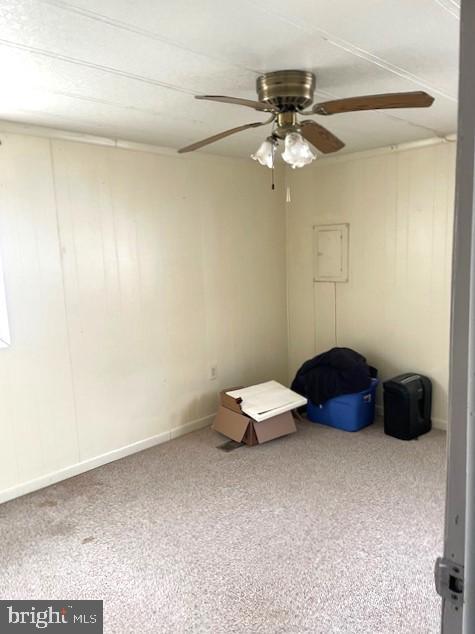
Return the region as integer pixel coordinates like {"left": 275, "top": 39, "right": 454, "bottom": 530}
{"left": 213, "top": 387, "right": 297, "bottom": 445}
{"left": 219, "top": 386, "right": 244, "bottom": 414}
{"left": 221, "top": 381, "right": 307, "bottom": 421}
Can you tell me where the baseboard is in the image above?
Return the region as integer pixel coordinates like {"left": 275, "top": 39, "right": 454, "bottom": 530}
{"left": 0, "top": 414, "right": 214, "bottom": 505}
{"left": 170, "top": 415, "right": 214, "bottom": 439}
{"left": 375, "top": 405, "right": 447, "bottom": 431}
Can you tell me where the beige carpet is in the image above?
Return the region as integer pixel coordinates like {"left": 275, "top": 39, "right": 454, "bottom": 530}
{"left": 0, "top": 419, "right": 445, "bottom": 633}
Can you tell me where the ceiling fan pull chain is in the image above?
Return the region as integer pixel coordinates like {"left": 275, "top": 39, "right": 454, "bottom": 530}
{"left": 271, "top": 143, "right": 275, "bottom": 190}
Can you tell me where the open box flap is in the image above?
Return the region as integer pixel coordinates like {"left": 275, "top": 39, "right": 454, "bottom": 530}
{"left": 212, "top": 406, "right": 250, "bottom": 442}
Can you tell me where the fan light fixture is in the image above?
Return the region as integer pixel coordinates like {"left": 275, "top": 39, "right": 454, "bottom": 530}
{"left": 281, "top": 132, "right": 317, "bottom": 169}
{"left": 251, "top": 132, "right": 317, "bottom": 170}
{"left": 251, "top": 137, "right": 276, "bottom": 168}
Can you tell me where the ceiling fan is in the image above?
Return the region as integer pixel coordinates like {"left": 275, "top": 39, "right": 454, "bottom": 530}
{"left": 178, "top": 70, "right": 434, "bottom": 169}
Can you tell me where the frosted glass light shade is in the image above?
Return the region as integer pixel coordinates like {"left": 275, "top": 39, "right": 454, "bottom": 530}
{"left": 281, "top": 132, "right": 317, "bottom": 168}
{"left": 251, "top": 138, "right": 275, "bottom": 168}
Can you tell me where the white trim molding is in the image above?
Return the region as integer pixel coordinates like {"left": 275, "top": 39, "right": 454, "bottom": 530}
{"left": 0, "top": 119, "right": 248, "bottom": 162}
{"left": 0, "top": 414, "right": 214, "bottom": 505}
{"left": 0, "top": 118, "right": 456, "bottom": 163}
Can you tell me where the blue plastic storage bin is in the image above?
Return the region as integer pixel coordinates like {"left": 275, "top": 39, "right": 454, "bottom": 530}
{"left": 307, "top": 378, "right": 379, "bottom": 432}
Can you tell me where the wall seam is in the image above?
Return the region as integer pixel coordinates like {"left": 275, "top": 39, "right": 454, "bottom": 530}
{"left": 284, "top": 171, "right": 292, "bottom": 383}
{"left": 48, "top": 138, "right": 82, "bottom": 463}
{"left": 334, "top": 282, "right": 338, "bottom": 346}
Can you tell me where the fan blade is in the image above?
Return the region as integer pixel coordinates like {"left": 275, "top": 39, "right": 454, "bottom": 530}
{"left": 300, "top": 120, "right": 345, "bottom": 154}
{"left": 312, "top": 91, "right": 434, "bottom": 115}
{"left": 178, "top": 119, "right": 272, "bottom": 154}
{"left": 195, "top": 95, "right": 275, "bottom": 112}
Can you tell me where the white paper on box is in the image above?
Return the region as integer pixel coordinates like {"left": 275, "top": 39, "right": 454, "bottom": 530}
{"left": 226, "top": 381, "right": 307, "bottom": 422}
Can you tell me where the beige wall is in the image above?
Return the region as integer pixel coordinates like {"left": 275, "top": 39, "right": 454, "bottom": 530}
{"left": 286, "top": 142, "right": 456, "bottom": 428}
{"left": 0, "top": 128, "right": 456, "bottom": 502}
{"left": 0, "top": 131, "right": 288, "bottom": 502}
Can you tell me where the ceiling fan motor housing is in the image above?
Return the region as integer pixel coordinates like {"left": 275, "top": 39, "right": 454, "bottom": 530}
{"left": 257, "top": 70, "right": 316, "bottom": 111}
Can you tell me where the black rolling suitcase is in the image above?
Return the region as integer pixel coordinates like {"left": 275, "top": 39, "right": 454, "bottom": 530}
{"left": 383, "top": 373, "right": 432, "bottom": 440}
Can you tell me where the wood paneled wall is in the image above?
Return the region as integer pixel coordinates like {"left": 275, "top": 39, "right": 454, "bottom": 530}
{"left": 0, "top": 132, "right": 288, "bottom": 501}
{"left": 286, "top": 142, "right": 456, "bottom": 428}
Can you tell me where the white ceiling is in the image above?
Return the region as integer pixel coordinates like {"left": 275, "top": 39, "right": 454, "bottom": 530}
{"left": 0, "top": 0, "right": 460, "bottom": 157}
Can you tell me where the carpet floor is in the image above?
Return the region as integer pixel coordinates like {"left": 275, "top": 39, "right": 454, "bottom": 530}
{"left": 0, "top": 419, "right": 446, "bottom": 633}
